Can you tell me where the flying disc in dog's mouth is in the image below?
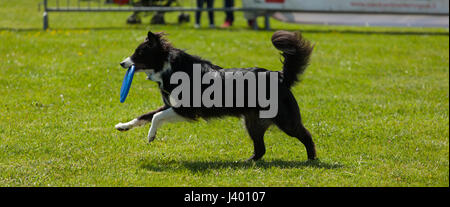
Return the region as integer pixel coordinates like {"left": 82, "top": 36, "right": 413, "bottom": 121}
{"left": 120, "top": 65, "right": 135, "bottom": 103}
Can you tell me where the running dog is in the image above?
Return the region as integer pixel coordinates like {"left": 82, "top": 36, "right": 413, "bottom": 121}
{"left": 115, "top": 30, "right": 316, "bottom": 161}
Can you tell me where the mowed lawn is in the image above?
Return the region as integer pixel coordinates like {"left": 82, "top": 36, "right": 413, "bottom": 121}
{"left": 0, "top": 0, "right": 448, "bottom": 186}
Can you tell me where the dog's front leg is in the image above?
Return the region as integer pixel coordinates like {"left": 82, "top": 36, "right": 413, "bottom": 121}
{"left": 115, "top": 105, "right": 170, "bottom": 131}
{"left": 147, "top": 107, "right": 186, "bottom": 143}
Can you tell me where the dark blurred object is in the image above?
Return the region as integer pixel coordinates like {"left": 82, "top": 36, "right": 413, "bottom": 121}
{"left": 125, "top": 0, "right": 189, "bottom": 25}
{"left": 221, "top": 0, "right": 234, "bottom": 28}
{"left": 178, "top": 13, "right": 190, "bottom": 24}
{"left": 150, "top": 12, "right": 165, "bottom": 24}
{"left": 195, "top": 0, "right": 215, "bottom": 27}
{"left": 113, "top": 0, "right": 129, "bottom": 5}
{"left": 127, "top": 13, "right": 142, "bottom": 24}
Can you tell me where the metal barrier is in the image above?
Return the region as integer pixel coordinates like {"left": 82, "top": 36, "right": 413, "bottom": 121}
{"left": 41, "top": 0, "right": 274, "bottom": 30}
{"left": 43, "top": 0, "right": 448, "bottom": 30}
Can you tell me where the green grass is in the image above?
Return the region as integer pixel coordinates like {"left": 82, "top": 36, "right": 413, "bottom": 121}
{"left": 0, "top": 0, "right": 448, "bottom": 186}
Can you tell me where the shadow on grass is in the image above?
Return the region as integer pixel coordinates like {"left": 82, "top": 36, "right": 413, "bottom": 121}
{"left": 1, "top": 26, "right": 448, "bottom": 36}
{"left": 139, "top": 158, "right": 343, "bottom": 173}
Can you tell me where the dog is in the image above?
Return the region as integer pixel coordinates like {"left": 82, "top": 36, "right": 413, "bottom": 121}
{"left": 115, "top": 30, "right": 316, "bottom": 161}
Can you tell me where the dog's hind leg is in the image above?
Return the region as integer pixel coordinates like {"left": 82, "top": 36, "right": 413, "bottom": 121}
{"left": 244, "top": 113, "right": 272, "bottom": 161}
{"left": 273, "top": 92, "right": 317, "bottom": 160}
{"left": 284, "top": 123, "right": 316, "bottom": 160}
{"left": 115, "top": 105, "right": 170, "bottom": 131}
{"left": 273, "top": 106, "right": 317, "bottom": 160}
{"left": 147, "top": 107, "right": 187, "bottom": 143}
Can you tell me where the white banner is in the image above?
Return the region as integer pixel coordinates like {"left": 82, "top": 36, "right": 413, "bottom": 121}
{"left": 243, "top": 0, "right": 449, "bottom": 14}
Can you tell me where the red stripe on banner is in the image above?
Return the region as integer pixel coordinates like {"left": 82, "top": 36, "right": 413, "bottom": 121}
{"left": 266, "top": 0, "right": 285, "bottom": 3}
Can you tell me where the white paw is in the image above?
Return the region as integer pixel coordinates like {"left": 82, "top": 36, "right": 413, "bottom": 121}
{"left": 115, "top": 123, "right": 131, "bottom": 131}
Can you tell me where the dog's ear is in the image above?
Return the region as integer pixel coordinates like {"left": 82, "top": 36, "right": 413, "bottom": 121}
{"left": 147, "top": 31, "right": 157, "bottom": 39}
{"left": 147, "top": 31, "right": 159, "bottom": 46}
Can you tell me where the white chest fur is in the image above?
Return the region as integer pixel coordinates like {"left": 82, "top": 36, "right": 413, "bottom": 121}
{"left": 145, "top": 61, "right": 171, "bottom": 84}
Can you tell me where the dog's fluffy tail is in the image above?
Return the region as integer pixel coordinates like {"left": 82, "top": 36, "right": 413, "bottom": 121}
{"left": 272, "top": 31, "right": 314, "bottom": 88}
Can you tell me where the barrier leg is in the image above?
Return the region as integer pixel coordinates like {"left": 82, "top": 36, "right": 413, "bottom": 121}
{"left": 253, "top": 18, "right": 259, "bottom": 30}
{"left": 264, "top": 13, "right": 271, "bottom": 30}
{"left": 43, "top": 0, "right": 49, "bottom": 30}
{"left": 43, "top": 11, "right": 49, "bottom": 30}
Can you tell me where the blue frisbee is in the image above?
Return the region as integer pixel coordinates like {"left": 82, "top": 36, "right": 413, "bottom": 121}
{"left": 120, "top": 65, "right": 135, "bottom": 103}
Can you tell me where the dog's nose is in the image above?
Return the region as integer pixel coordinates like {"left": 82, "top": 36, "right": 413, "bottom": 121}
{"left": 120, "top": 57, "right": 134, "bottom": 69}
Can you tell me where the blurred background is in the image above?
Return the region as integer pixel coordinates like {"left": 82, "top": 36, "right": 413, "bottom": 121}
{"left": 36, "top": 0, "right": 449, "bottom": 30}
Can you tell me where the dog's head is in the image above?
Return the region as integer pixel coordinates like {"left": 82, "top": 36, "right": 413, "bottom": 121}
{"left": 120, "top": 31, "right": 170, "bottom": 73}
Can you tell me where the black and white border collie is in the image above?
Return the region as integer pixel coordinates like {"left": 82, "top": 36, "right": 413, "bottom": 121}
{"left": 115, "top": 30, "right": 317, "bottom": 161}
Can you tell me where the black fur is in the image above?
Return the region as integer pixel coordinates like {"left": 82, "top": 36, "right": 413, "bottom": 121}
{"left": 272, "top": 30, "right": 314, "bottom": 88}
{"left": 120, "top": 31, "right": 316, "bottom": 161}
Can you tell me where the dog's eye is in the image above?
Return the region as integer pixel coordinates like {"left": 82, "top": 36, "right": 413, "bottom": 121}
{"left": 135, "top": 48, "right": 145, "bottom": 57}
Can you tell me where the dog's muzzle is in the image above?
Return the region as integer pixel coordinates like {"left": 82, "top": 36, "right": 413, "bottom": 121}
{"left": 120, "top": 57, "right": 134, "bottom": 69}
